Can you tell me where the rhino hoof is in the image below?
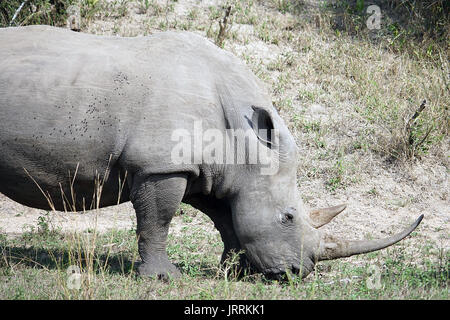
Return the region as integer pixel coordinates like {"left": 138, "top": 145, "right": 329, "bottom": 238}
{"left": 137, "top": 261, "right": 181, "bottom": 281}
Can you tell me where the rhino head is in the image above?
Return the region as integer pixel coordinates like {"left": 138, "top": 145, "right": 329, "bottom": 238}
{"left": 224, "top": 105, "right": 423, "bottom": 279}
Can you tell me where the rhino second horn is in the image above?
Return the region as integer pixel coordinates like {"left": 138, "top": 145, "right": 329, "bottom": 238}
{"left": 317, "top": 214, "right": 424, "bottom": 261}
{"left": 309, "top": 204, "right": 347, "bottom": 228}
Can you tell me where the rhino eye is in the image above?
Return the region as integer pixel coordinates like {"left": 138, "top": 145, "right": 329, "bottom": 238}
{"left": 283, "top": 213, "right": 294, "bottom": 222}
{"left": 281, "top": 208, "right": 295, "bottom": 224}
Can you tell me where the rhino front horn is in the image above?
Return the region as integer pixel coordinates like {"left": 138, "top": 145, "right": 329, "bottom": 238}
{"left": 309, "top": 204, "right": 347, "bottom": 228}
{"left": 317, "top": 214, "right": 424, "bottom": 261}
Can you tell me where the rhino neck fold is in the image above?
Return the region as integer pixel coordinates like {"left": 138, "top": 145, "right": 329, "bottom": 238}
{"left": 185, "top": 164, "right": 224, "bottom": 199}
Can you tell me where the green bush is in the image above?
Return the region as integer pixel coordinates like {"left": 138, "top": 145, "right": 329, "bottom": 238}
{"left": 329, "top": 0, "right": 449, "bottom": 59}
{"left": 0, "top": 0, "right": 75, "bottom": 27}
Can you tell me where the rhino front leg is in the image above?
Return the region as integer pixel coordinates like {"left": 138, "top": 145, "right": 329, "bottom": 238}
{"left": 186, "top": 196, "right": 253, "bottom": 275}
{"left": 130, "top": 173, "right": 187, "bottom": 280}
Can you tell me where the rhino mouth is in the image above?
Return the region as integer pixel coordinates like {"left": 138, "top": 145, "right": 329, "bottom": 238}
{"left": 261, "top": 254, "right": 316, "bottom": 280}
{"left": 262, "top": 264, "right": 304, "bottom": 281}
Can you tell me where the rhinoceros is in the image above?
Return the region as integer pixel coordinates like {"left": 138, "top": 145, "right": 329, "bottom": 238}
{"left": 0, "top": 25, "right": 422, "bottom": 280}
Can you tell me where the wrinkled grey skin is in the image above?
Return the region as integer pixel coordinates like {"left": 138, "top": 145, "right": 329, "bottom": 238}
{"left": 0, "top": 26, "right": 420, "bottom": 280}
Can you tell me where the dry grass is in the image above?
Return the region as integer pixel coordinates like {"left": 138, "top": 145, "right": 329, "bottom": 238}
{"left": 0, "top": 205, "right": 448, "bottom": 299}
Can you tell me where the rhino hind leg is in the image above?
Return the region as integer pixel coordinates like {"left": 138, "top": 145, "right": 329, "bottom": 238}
{"left": 130, "top": 173, "right": 188, "bottom": 280}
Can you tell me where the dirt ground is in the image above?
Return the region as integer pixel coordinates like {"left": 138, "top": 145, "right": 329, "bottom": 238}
{"left": 1, "top": 164, "right": 448, "bottom": 251}
{"left": 0, "top": 0, "right": 448, "bottom": 259}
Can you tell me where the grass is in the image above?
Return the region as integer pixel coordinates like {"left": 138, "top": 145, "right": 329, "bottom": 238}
{"left": 0, "top": 0, "right": 76, "bottom": 27}
{"left": 0, "top": 208, "right": 447, "bottom": 299}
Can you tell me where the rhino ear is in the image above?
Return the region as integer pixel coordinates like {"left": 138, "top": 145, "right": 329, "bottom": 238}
{"left": 250, "top": 106, "right": 274, "bottom": 148}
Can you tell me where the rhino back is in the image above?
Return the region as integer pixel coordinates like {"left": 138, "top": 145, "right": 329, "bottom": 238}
{"left": 0, "top": 27, "right": 137, "bottom": 208}
{"left": 0, "top": 26, "right": 272, "bottom": 209}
